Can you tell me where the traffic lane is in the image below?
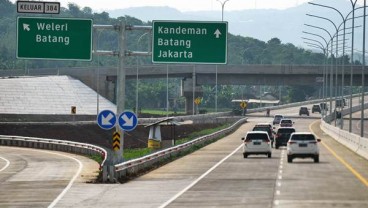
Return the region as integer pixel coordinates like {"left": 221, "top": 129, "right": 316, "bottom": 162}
{"left": 0, "top": 146, "right": 99, "bottom": 207}
{"left": 165, "top": 142, "right": 281, "bottom": 207}
{"left": 164, "top": 118, "right": 309, "bottom": 208}
{"left": 55, "top": 121, "right": 260, "bottom": 208}
{"left": 274, "top": 120, "right": 368, "bottom": 208}
{"left": 342, "top": 109, "right": 368, "bottom": 137}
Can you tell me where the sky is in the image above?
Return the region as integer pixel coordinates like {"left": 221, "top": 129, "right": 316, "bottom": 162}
{"left": 11, "top": 0, "right": 313, "bottom": 12}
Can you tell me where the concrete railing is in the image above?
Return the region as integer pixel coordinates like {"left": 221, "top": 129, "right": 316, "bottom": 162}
{"left": 321, "top": 100, "right": 368, "bottom": 160}
{"left": 0, "top": 135, "right": 108, "bottom": 168}
{"left": 321, "top": 120, "right": 368, "bottom": 160}
{"left": 113, "top": 117, "right": 248, "bottom": 180}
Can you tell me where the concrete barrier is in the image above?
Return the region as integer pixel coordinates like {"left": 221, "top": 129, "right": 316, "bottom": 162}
{"left": 321, "top": 100, "right": 368, "bottom": 161}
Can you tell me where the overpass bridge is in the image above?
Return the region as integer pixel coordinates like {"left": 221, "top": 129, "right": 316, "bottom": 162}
{"left": 2, "top": 64, "right": 367, "bottom": 86}
{"left": 2, "top": 64, "right": 367, "bottom": 113}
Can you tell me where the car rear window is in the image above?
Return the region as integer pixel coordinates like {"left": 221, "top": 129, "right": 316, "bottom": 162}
{"left": 253, "top": 127, "right": 271, "bottom": 133}
{"left": 246, "top": 133, "right": 269, "bottom": 141}
{"left": 290, "top": 134, "right": 315, "bottom": 141}
{"left": 277, "top": 128, "right": 295, "bottom": 134}
{"left": 281, "top": 120, "right": 292, "bottom": 124}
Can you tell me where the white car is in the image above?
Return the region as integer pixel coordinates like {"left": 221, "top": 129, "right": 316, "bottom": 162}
{"left": 287, "top": 132, "right": 321, "bottom": 163}
{"left": 242, "top": 131, "right": 272, "bottom": 158}
{"left": 279, "top": 119, "right": 293, "bottom": 127}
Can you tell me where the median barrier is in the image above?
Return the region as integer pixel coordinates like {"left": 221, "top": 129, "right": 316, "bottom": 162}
{"left": 113, "top": 117, "right": 248, "bottom": 180}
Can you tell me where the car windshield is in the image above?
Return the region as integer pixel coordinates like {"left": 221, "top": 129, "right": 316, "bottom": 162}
{"left": 291, "top": 134, "right": 315, "bottom": 141}
{"left": 281, "top": 120, "right": 292, "bottom": 124}
{"left": 246, "top": 133, "right": 269, "bottom": 141}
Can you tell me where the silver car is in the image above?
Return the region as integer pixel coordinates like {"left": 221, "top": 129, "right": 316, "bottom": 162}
{"left": 287, "top": 132, "right": 321, "bottom": 163}
{"left": 242, "top": 131, "right": 272, "bottom": 158}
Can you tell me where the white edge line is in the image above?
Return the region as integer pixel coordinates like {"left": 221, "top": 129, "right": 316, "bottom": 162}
{"left": 0, "top": 156, "right": 10, "bottom": 172}
{"left": 45, "top": 152, "right": 83, "bottom": 208}
{"left": 158, "top": 143, "right": 244, "bottom": 208}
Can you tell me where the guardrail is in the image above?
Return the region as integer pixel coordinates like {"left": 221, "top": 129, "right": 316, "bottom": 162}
{"left": 0, "top": 135, "right": 108, "bottom": 168}
{"left": 113, "top": 117, "right": 248, "bottom": 180}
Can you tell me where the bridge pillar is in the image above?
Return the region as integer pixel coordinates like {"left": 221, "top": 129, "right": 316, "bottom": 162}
{"left": 181, "top": 78, "right": 203, "bottom": 115}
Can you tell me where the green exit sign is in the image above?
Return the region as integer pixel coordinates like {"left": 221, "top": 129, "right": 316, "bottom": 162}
{"left": 152, "top": 21, "right": 227, "bottom": 64}
{"left": 17, "top": 17, "right": 92, "bottom": 61}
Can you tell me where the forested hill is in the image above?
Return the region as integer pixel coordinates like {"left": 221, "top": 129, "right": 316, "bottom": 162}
{"left": 0, "top": 0, "right": 331, "bottom": 70}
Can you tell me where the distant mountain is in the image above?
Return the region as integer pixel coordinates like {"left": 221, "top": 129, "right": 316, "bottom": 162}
{"left": 108, "top": 0, "right": 362, "bottom": 49}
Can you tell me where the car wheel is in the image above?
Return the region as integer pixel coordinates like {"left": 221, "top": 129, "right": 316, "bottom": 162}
{"left": 243, "top": 153, "right": 248, "bottom": 158}
{"left": 268, "top": 153, "right": 271, "bottom": 158}
{"left": 275, "top": 144, "right": 279, "bottom": 149}
{"left": 314, "top": 155, "right": 319, "bottom": 163}
{"left": 287, "top": 155, "right": 293, "bottom": 163}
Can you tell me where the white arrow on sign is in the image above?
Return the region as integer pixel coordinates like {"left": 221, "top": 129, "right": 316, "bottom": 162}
{"left": 121, "top": 114, "right": 134, "bottom": 126}
{"left": 102, "top": 113, "right": 114, "bottom": 126}
{"left": 23, "top": 24, "right": 30, "bottom": 31}
{"left": 214, "top": 29, "right": 221, "bottom": 38}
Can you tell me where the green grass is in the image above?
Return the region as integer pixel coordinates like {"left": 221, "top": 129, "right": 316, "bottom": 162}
{"left": 141, "top": 109, "right": 186, "bottom": 116}
{"left": 88, "top": 154, "right": 104, "bottom": 164}
{"left": 123, "top": 148, "right": 153, "bottom": 160}
{"left": 175, "top": 123, "right": 231, "bottom": 145}
{"left": 121, "top": 123, "right": 231, "bottom": 161}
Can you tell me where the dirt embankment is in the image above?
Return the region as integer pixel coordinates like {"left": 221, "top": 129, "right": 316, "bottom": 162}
{"left": 0, "top": 122, "right": 222, "bottom": 149}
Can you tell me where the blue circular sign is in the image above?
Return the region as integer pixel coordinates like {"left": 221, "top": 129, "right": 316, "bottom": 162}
{"left": 118, "top": 111, "right": 138, "bottom": 131}
{"left": 97, "top": 110, "right": 117, "bottom": 130}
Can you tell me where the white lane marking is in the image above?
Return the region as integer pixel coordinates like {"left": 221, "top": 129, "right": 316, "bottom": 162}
{"left": 47, "top": 151, "right": 83, "bottom": 208}
{"left": 0, "top": 156, "right": 10, "bottom": 172}
{"left": 158, "top": 144, "right": 244, "bottom": 208}
{"left": 274, "top": 149, "right": 285, "bottom": 204}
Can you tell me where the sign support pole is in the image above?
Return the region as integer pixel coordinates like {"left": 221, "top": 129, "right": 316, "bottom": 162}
{"left": 114, "top": 21, "right": 126, "bottom": 164}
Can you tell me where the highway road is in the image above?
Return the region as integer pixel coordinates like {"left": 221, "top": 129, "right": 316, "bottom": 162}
{"left": 0, "top": 147, "right": 99, "bottom": 207}
{"left": 1, "top": 104, "right": 368, "bottom": 207}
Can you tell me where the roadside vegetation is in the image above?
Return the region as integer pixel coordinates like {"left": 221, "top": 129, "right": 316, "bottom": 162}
{"left": 1, "top": 0, "right": 362, "bottom": 112}
{"left": 122, "top": 123, "right": 231, "bottom": 161}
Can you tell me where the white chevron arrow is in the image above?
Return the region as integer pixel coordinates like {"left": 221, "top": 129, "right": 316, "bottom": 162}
{"left": 102, "top": 113, "right": 114, "bottom": 126}
{"left": 121, "top": 114, "right": 134, "bottom": 126}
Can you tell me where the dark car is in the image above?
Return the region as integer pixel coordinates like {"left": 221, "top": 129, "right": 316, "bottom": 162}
{"left": 273, "top": 114, "right": 284, "bottom": 125}
{"left": 299, "top": 107, "right": 309, "bottom": 116}
{"left": 252, "top": 123, "right": 275, "bottom": 147}
{"left": 312, "top": 104, "right": 321, "bottom": 113}
{"left": 320, "top": 102, "right": 328, "bottom": 111}
{"left": 335, "top": 98, "right": 347, "bottom": 107}
{"left": 275, "top": 127, "right": 296, "bottom": 149}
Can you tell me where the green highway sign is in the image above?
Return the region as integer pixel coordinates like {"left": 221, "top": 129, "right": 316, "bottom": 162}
{"left": 17, "top": 17, "right": 92, "bottom": 61}
{"left": 152, "top": 21, "right": 227, "bottom": 64}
